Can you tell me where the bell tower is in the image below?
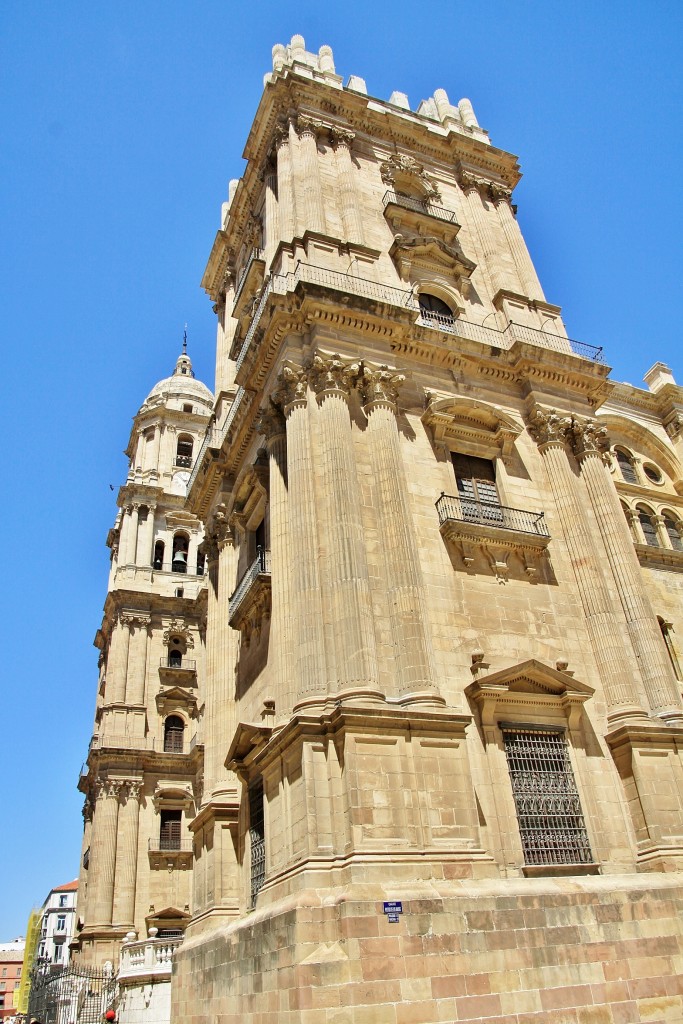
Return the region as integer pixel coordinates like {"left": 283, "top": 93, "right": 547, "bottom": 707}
{"left": 76, "top": 343, "right": 213, "bottom": 963}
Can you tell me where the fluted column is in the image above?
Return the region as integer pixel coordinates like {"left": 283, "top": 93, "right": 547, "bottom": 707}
{"left": 491, "top": 184, "right": 545, "bottom": 300}
{"left": 259, "top": 403, "right": 294, "bottom": 711}
{"left": 527, "top": 408, "right": 648, "bottom": 722}
{"left": 459, "top": 172, "right": 514, "bottom": 298}
{"left": 112, "top": 781, "right": 141, "bottom": 928}
{"left": 139, "top": 504, "right": 156, "bottom": 567}
{"left": 203, "top": 507, "right": 239, "bottom": 798}
{"left": 360, "top": 366, "right": 440, "bottom": 701}
{"left": 276, "top": 368, "right": 327, "bottom": 704}
{"left": 310, "top": 354, "right": 379, "bottom": 697}
{"left": 274, "top": 120, "right": 296, "bottom": 242}
{"left": 568, "top": 417, "right": 683, "bottom": 722}
{"left": 263, "top": 166, "right": 279, "bottom": 265}
{"left": 332, "top": 127, "right": 363, "bottom": 243}
{"left": 86, "top": 779, "right": 121, "bottom": 928}
{"left": 125, "top": 504, "right": 140, "bottom": 565}
{"left": 295, "top": 114, "right": 326, "bottom": 235}
{"left": 150, "top": 424, "right": 162, "bottom": 476}
{"left": 107, "top": 616, "right": 130, "bottom": 704}
{"left": 124, "top": 614, "right": 149, "bottom": 706}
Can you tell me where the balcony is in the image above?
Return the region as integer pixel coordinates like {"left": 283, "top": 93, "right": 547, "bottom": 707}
{"left": 382, "top": 189, "right": 459, "bottom": 225}
{"left": 436, "top": 493, "right": 550, "bottom": 580}
{"left": 147, "top": 839, "right": 193, "bottom": 870}
{"left": 229, "top": 548, "right": 271, "bottom": 633}
{"left": 119, "top": 933, "right": 183, "bottom": 985}
{"left": 175, "top": 454, "right": 193, "bottom": 468}
{"left": 158, "top": 656, "right": 197, "bottom": 686}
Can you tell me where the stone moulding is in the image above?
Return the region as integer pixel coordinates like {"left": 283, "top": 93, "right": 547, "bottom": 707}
{"left": 465, "top": 658, "right": 594, "bottom": 731}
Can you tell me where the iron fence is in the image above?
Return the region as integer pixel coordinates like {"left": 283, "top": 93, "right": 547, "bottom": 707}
{"left": 27, "top": 960, "right": 117, "bottom": 1024}
{"left": 229, "top": 548, "right": 271, "bottom": 620}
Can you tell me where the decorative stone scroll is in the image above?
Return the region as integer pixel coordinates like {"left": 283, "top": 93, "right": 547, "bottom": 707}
{"left": 380, "top": 153, "right": 441, "bottom": 201}
{"left": 163, "top": 619, "right": 195, "bottom": 650}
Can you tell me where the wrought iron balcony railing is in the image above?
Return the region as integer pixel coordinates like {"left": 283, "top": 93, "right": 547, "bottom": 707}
{"left": 187, "top": 390, "right": 245, "bottom": 494}
{"left": 383, "top": 189, "right": 458, "bottom": 224}
{"left": 436, "top": 493, "right": 548, "bottom": 536}
{"left": 159, "top": 657, "right": 197, "bottom": 671}
{"left": 229, "top": 548, "right": 271, "bottom": 622}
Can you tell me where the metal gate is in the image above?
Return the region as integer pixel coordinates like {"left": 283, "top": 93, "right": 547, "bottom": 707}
{"left": 27, "top": 960, "right": 117, "bottom": 1024}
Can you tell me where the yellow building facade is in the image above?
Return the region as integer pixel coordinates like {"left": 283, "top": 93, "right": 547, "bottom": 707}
{"left": 78, "top": 36, "right": 683, "bottom": 1024}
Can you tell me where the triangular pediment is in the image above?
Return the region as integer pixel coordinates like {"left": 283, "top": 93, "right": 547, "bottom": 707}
{"left": 473, "top": 659, "right": 594, "bottom": 698}
{"left": 150, "top": 906, "right": 190, "bottom": 922}
{"left": 157, "top": 685, "right": 196, "bottom": 703}
{"left": 390, "top": 233, "right": 475, "bottom": 277}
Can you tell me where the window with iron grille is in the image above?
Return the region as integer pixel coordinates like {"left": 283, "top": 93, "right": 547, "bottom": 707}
{"left": 159, "top": 809, "right": 182, "bottom": 851}
{"left": 502, "top": 728, "right": 593, "bottom": 867}
{"left": 249, "top": 777, "right": 265, "bottom": 907}
{"left": 164, "top": 715, "right": 185, "bottom": 752}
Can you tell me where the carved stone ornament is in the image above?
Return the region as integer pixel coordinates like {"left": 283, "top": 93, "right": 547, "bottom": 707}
{"left": 120, "top": 610, "right": 152, "bottom": 630}
{"left": 360, "top": 365, "right": 406, "bottom": 410}
{"left": 526, "top": 406, "right": 570, "bottom": 447}
{"left": 380, "top": 153, "right": 441, "bottom": 201}
{"left": 568, "top": 417, "right": 610, "bottom": 459}
{"left": 295, "top": 113, "right": 324, "bottom": 137}
{"left": 273, "top": 365, "right": 309, "bottom": 410}
{"left": 163, "top": 619, "right": 195, "bottom": 650}
{"left": 458, "top": 170, "right": 491, "bottom": 195}
{"left": 96, "top": 778, "right": 124, "bottom": 800}
{"left": 309, "top": 353, "right": 361, "bottom": 399}
{"left": 257, "top": 399, "right": 287, "bottom": 440}
{"left": 121, "top": 780, "right": 143, "bottom": 803}
{"left": 489, "top": 182, "right": 513, "bottom": 205}
{"left": 665, "top": 413, "right": 683, "bottom": 440}
{"left": 391, "top": 232, "right": 475, "bottom": 275}
{"left": 206, "top": 503, "right": 232, "bottom": 554}
{"left": 272, "top": 116, "right": 290, "bottom": 147}
{"left": 330, "top": 125, "right": 355, "bottom": 148}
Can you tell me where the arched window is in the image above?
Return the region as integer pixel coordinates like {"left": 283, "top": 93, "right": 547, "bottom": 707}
{"left": 176, "top": 435, "right": 194, "bottom": 468}
{"left": 168, "top": 648, "right": 183, "bottom": 668}
{"left": 615, "top": 449, "right": 638, "bottom": 484}
{"left": 637, "top": 506, "right": 659, "bottom": 547}
{"left": 163, "top": 715, "right": 185, "bottom": 753}
{"left": 418, "top": 292, "right": 454, "bottom": 322}
{"left": 663, "top": 514, "right": 683, "bottom": 551}
{"left": 153, "top": 540, "right": 165, "bottom": 570}
{"left": 172, "top": 533, "right": 189, "bottom": 573}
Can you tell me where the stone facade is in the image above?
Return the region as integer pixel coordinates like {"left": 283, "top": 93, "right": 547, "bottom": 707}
{"left": 80, "top": 34, "right": 683, "bottom": 1024}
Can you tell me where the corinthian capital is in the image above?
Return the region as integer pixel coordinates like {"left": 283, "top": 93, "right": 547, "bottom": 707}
{"left": 206, "top": 503, "right": 232, "bottom": 552}
{"left": 459, "top": 170, "right": 490, "bottom": 195}
{"left": 330, "top": 125, "right": 355, "bottom": 148}
{"left": 295, "top": 114, "right": 324, "bottom": 138}
{"left": 490, "top": 182, "right": 513, "bottom": 205}
{"left": 310, "top": 353, "right": 361, "bottom": 400}
{"left": 257, "top": 400, "right": 287, "bottom": 441}
{"left": 526, "top": 406, "right": 570, "bottom": 447}
{"left": 359, "top": 365, "right": 406, "bottom": 411}
{"left": 567, "top": 417, "right": 610, "bottom": 459}
{"left": 273, "top": 365, "right": 309, "bottom": 410}
{"left": 272, "top": 116, "right": 291, "bottom": 147}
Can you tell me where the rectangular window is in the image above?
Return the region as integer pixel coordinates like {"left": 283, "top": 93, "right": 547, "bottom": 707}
{"left": 59, "top": 894, "right": 68, "bottom": 907}
{"left": 451, "top": 453, "right": 503, "bottom": 524}
{"left": 159, "top": 810, "right": 182, "bottom": 851}
{"left": 502, "top": 727, "right": 593, "bottom": 867}
{"left": 56, "top": 914, "right": 66, "bottom": 931}
{"left": 249, "top": 777, "right": 265, "bottom": 907}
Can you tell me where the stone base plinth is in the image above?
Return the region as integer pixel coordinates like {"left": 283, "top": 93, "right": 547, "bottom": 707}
{"left": 171, "top": 873, "right": 683, "bottom": 1023}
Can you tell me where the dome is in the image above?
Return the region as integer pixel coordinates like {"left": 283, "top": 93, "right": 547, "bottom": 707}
{"left": 140, "top": 347, "right": 214, "bottom": 413}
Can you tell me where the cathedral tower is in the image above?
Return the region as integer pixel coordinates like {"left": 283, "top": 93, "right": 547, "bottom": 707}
{"left": 76, "top": 345, "right": 213, "bottom": 963}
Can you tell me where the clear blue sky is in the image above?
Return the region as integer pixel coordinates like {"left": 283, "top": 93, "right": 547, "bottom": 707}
{"left": 1, "top": 1, "right": 682, "bottom": 937}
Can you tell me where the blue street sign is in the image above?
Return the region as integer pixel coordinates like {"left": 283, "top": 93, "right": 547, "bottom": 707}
{"left": 386, "top": 913, "right": 400, "bottom": 923}
{"left": 383, "top": 901, "right": 403, "bottom": 914}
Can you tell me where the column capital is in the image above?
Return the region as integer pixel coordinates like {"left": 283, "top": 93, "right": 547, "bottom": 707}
{"left": 272, "top": 116, "right": 291, "bottom": 148}
{"left": 295, "top": 113, "right": 324, "bottom": 139}
{"left": 567, "top": 416, "right": 610, "bottom": 461}
{"left": 310, "top": 353, "right": 360, "bottom": 403}
{"left": 121, "top": 780, "right": 143, "bottom": 803}
{"left": 490, "top": 182, "right": 513, "bottom": 206}
{"left": 206, "top": 503, "right": 233, "bottom": 555}
{"left": 330, "top": 125, "right": 355, "bottom": 149}
{"left": 274, "top": 365, "right": 309, "bottom": 412}
{"left": 359, "top": 365, "right": 406, "bottom": 412}
{"left": 96, "top": 778, "right": 124, "bottom": 800}
{"left": 458, "top": 169, "right": 491, "bottom": 195}
{"left": 257, "top": 400, "right": 287, "bottom": 443}
{"left": 120, "top": 611, "right": 151, "bottom": 630}
{"left": 526, "top": 405, "right": 571, "bottom": 448}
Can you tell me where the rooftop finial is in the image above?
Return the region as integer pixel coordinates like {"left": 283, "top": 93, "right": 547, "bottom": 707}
{"left": 183, "top": 324, "right": 188, "bottom": 355}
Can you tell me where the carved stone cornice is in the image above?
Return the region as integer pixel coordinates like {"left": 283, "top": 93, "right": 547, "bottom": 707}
{"left": 380, "top": 153, "right": 441, "bottom": 201}
{"left": 359, "top": 365, "right": 406, "bottom": 411}
{"left": 526, "top": 406, "right": 570, "bottom": 448}
{"left": 568, "top": 416, "right": 610, "bottom": 461}
{"left": 309, "top": 353, "right": 360, "bottom": 402}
